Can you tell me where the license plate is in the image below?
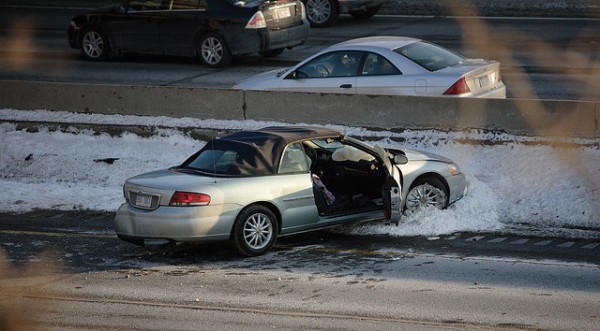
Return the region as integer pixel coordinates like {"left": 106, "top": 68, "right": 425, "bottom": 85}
{"left": 272, "top": 7, "right": 291, "bottom": 19}
{"left": 135, "top": 194, "right": 152, "bottom": 209}
{"left": 478, "top": 75, "right": 491, "bottom": 88}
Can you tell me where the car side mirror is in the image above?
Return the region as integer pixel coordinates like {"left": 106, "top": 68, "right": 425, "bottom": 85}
{"left": 287, "top": 70, "right": 307, "bottom": 79}
{"left": 394, "top": 154, "right": 408, "bottom": 165}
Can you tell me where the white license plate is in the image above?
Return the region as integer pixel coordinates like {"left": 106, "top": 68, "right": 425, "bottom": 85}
{"left": 135, "top": 194, "right": 152, "bottom": 208}
{"left": 478, "top": 75, "right": 491, "bottom": 88}
{"left": 272, "top": 7, "right": 291, "bottom": 19}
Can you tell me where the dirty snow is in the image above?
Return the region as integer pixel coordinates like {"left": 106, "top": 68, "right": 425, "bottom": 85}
{"left": 1, "top": 109, "right": 599, "bottom": 239}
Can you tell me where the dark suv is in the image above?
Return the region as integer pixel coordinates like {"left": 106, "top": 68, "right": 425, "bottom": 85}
{"left": 302, "top": 0, "right": 388, "bottom": 27}
{"left": 68, "top": 0, "right": 310, "bottom": 67}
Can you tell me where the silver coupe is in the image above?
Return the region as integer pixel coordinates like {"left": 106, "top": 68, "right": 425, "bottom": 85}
{"left": 234, "top": 36, "right": 506, "bottom": 98}
{"left": 115, "top": 126, "right": 467, "bottom": 256}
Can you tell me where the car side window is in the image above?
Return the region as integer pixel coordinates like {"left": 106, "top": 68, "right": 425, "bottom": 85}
{"left": 361, "top": 53, "right": 401, "bottom": 76}
{"left": 292, "top": 51, "right": 362, "bottom": 79}
{"left": 331, "top": 51, "right": 361, "bottom": 77}
{"left": 129, "top": 0, "right": 164, "bottom": 10}
{"left": 171, "top": 0, "right": 199, "bottom": 9}
{"left": 279, "top": 143, "right": 309, "bottom": 174}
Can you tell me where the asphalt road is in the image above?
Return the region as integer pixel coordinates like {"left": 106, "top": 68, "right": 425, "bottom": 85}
{"left": 1, "top": 211, "right": 599, "bottom": 330}
{"left": 0, "top": 6, "right": 599, "bottom": 101}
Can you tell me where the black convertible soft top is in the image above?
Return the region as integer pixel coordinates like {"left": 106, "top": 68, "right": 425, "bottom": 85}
{"left": 182, "top": 126, "right": 343, "bottom": 176}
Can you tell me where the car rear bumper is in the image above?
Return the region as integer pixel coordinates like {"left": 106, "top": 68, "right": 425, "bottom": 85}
{"left": 114, "top": 202, "right": 240, "bottom": 243}
{"left": 67, "top": 26, "right": 79, "bottom": 49}
{"left": 474, "top": 82, "right": 507, "bottom": 99}
{"left": 261, "top": 20, "right": 310, "bottom": 51}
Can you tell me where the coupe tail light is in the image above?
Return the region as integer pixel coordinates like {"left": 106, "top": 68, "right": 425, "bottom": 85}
{"left": 246, "top": 12, "right": 267, "bottom": 29}
{"left": 444, "top": 77, "right": 471, "bottom": 95}
{"left": 169, "top": 191, "right": 211, "bottom": 206}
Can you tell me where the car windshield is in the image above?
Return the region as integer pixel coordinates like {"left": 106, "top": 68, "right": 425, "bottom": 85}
{"left": 394, "top": 41, "right": 464, "bottom": 72}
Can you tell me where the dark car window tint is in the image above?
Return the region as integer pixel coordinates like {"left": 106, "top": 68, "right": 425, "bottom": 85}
{"left": 186, "top": 149, "right": 239, "bottom": 174}
{"left": 294, "top": 51, "right": 362, "bottom": 79}
{"left": 129, "top": 0, "right": 164, "bottom": 10}
{"left": 394, "top": 41, "right": 464, "bottom": 72}
{"left": 171, "top": 0, "right": 199, "bottom": 9}
{"left": 361, "top": 53, "right": 401, "bottom": 76}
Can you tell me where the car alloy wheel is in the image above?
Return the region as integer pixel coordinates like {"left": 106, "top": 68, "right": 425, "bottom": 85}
{"left": 199, "top": 32, "right": 231, "bottom": 68}
{"left": 81, "top": 28, "right": 108, "bottom": 60}
{"left": 405, "top": 178, "right": 448, "bottom": 215}
{"left": 304, "top": 0, "right": 338, "bottom": 27}
{"left": 232, "top": 205, "right": 278, "bottom": 256}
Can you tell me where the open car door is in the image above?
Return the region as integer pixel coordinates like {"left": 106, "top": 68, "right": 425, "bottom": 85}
{"left": 374, "top": 145, "right": 403, "bottom": 225}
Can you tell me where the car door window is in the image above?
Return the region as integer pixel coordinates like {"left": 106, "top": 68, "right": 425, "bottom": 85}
{"left": 330, "top": 51, "right": 361, "bottom": 77}
{"left": 279, "top": 143, "right": 309, "bottom": 174}
{"left": 361, "top": 53, "right": 401, "bottom": 76}
{"left": 293, "top": 51, "right": 362, "bottom": 79}
{"left": 129, "top": 0, "right": 164, "bottom": 10}
{"left": 171, "top": 0, "right": 199, "bottom": 9}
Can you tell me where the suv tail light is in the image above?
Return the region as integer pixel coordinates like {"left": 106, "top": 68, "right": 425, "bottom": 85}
{"left": 169, "top": 191, "right": 211, "bottom": 206}
{"left": 444, "top": 77, "right": 471, "bottom": 95}
{"left": 246, "top": 12, "right": 267, "bottom": 29}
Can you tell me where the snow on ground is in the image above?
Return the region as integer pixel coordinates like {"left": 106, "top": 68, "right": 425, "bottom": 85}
{"left": 1, "top": 109, "right": 599, "bottom": 239}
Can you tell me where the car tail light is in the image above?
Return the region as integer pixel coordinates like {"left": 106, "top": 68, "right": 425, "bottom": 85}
{"left": 300, "top": 2, "right": 306, "bottom": 20}
{"left": 246, "top": 12, "right": 267, "bottom": 29}
{"left": 444, "top": 77, "right": 471, "bottom": 95}
{"left": 169, "top": 191, "right": 211, "bottom": 206}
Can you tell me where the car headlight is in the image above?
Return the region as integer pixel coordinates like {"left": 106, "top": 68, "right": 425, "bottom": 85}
{"left": 448, "top": 163, "right": 461, "bottom": 176}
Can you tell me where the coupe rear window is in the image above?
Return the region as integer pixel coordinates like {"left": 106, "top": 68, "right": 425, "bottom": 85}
{"left": 394, "top": 41, "right": 464, "bottom": 72}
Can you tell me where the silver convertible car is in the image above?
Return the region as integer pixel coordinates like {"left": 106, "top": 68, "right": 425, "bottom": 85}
{"left": 115, "top": 127, "right": 467, "bottom": 256}
{"left": 234, "top": 36, "right": 506, "bottom": 98}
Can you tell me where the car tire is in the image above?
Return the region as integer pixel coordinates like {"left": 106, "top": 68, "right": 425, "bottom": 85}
{"left": 80, "top": 26, "right": 109, "bottom": 61}
{"left": 232, "top": 205, "right": 278, "bottom": 256}
{"left": 348, "top": 5, "right": 381, "bottom": 19}
{"left": 304, "top": 0, "right": 339, "bottom": 27}
{"left": 404, "top": 177, "right": 449, "bottom": 216}
{"left": 198, "top": 32, "right": 232, "bottom": 68}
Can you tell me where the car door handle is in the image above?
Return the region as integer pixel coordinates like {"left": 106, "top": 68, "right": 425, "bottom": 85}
{"left": 340, "top": 84, "right": 352, "bottom": 89}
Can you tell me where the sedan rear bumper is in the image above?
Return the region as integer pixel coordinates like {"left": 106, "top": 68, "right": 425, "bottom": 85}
{"left": 114, "top": 202, "right": 241, "bottom": 243}
{"left": 261, "top": 20, "right": 310, "bottom": 51}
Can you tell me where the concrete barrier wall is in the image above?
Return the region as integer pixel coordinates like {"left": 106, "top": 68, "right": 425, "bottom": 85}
{"left": 1, "top": 80, "right": 598, "bottom": 139}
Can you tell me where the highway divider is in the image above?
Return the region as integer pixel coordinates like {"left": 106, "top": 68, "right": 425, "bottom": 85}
{"left": 1, "top": 80, "right": 598, "bottom": 139}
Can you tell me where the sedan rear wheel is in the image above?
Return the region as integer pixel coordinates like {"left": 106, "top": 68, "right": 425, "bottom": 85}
{"left": 81, "top": 27, "right": 109, "bottom": 60}
{"left": 198, "top": 32, "right": 232, "bottom": 68}
{"left": 304, "top": 0, "right": 339, "bottom": 27}
{"left": 232, "top": 205, "right": 278, "bottom": 256}
{"left": 404, "top": 177, "right": 448, "bottom": 216}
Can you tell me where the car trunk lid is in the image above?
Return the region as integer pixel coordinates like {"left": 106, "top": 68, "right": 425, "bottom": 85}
{"left": 259, "top": 0, "right": 305, "bottom": 29}
{"left": 441, "top": 60, "right": 502, "bottom": 95}
{"left": 124, "top": 169, "right": 218, "bottom": 209}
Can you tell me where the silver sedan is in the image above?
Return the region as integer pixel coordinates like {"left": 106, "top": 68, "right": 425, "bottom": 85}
{"left": 234, "top": 36, "right": 506, "bottom": 98}
{"left": 115, "top": 126, "right": 467, "bottom": 256}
